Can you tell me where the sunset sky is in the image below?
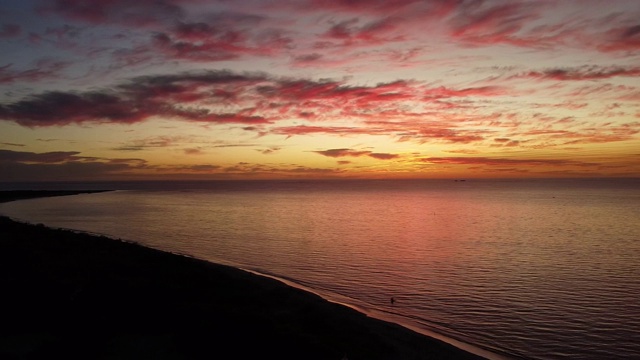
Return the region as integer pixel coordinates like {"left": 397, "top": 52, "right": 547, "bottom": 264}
{"left": 1, "top": 0, "right": 639, "bottom": 181}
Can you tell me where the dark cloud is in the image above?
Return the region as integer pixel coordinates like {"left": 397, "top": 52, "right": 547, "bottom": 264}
{"left": 146, "top": 11, "right": 289, "bottom": 62}
{"left": 0, "top": 149, "right": 83, "bottom": 163}
{"left": 0, "top": 91, "right": 146, "bottom": 126}
{"left": 293, "top": 53, "right": 323, "bottom": 63}
{"left": 369, "top": 152, "right": 400, "bottom": 160}
{"left": 314, "top": 148, "right": 370, "bottom": 157}
{"left": 321, "top": 17, "right": 401, "bottom": 47}
{"left": 313, "top": 148, "right": 399, "bottom": 160}
{"left": 41, "top": 0, "right": 185, "bottom": 26}
{"left": 273, "top": 125, "right": 374, "bottom": 138}
{"left": 599, "top": 24, "right": 640, "bottom": 52}
{"left": 1, "top": 70, "right": 504, "bottom": 129}
{"left": 259, "top": 147, "right": 281, "bottom": 155}
{"left": 308, "top": 0, "right": 420, "bottom": 14}
{"left": 423, "top": 86, "right": 505, "bottom": 99}
{"left": 0, "top": 23, "right": 20, "bottom": 38}
{"left": 178, "top": 164, "right": 220, "bottom": 172}
{"left": 421, "top": 156, "right": 596, "bottom": 167}
{"left": 395, "top": 127, "right": 486, "bottom": 144}
{"left": 514, "top": 66, "right": 640, "bottom": 81}
{"left": 448, "top": 1, "right": 542, "bottom": 45}
{"left": 184, "top": 148, "right": 203, "bottom": 155}
{"left": 151, "top": 32, "right": 242, "bottom": 62}
{"left": 0, "top": 161, "right": 134, "bottom": 181}
{"left": 0, "top": 60, "right": 69, "bottom": 84}
{"left": 0, "top": 70, "right": 271, "bottom": 127}
{"left": 112, "top": 136, "right": 178, "bottom": 151}
{"left": 0, "top": 149, "right": 148, "bottom": 181}
{"left": 1, "top": 142, "right": 24, "bottom": 147}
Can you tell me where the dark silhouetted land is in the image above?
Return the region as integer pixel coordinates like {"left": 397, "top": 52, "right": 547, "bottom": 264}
{"left": 0, "top": 191, "right": 486, "bottom": 359}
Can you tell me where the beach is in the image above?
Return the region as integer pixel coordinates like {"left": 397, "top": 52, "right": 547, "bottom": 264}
{"left": 0, "top": 191, "right": 486, "bottom": 360}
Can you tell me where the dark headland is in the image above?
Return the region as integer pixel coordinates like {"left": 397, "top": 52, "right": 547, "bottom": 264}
{"left": 0, "top": 190, "right": 487, "bottom": 360}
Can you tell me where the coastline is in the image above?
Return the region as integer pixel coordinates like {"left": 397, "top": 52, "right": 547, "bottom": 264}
{"left": 0, "top": 191, "right": 489, "bottom": 359}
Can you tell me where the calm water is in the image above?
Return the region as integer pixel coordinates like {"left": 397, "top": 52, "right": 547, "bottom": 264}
{"left": 2, "top": 179, "right": 640, "bottom": 359}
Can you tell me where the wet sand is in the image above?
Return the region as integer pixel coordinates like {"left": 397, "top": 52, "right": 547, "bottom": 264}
{"left": 0, "top": 190, "right": 487, "bottom": 359}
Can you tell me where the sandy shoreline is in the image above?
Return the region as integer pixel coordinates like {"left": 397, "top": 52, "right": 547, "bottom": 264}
{"left": 0, "top": 190, "right": 489, "bottom": 359}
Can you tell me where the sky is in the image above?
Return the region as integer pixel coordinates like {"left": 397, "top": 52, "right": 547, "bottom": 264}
{"left": 1, "top": 0, "right": 639, "bottom": 181}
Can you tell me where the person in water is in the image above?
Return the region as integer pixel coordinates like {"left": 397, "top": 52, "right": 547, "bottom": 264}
{"left": 390, "top": 297, "right": 395, "bottom": 305}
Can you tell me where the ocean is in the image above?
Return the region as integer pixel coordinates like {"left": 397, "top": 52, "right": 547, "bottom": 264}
{"left": 1, "top": 179, "right": 639, "bottom": 359}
